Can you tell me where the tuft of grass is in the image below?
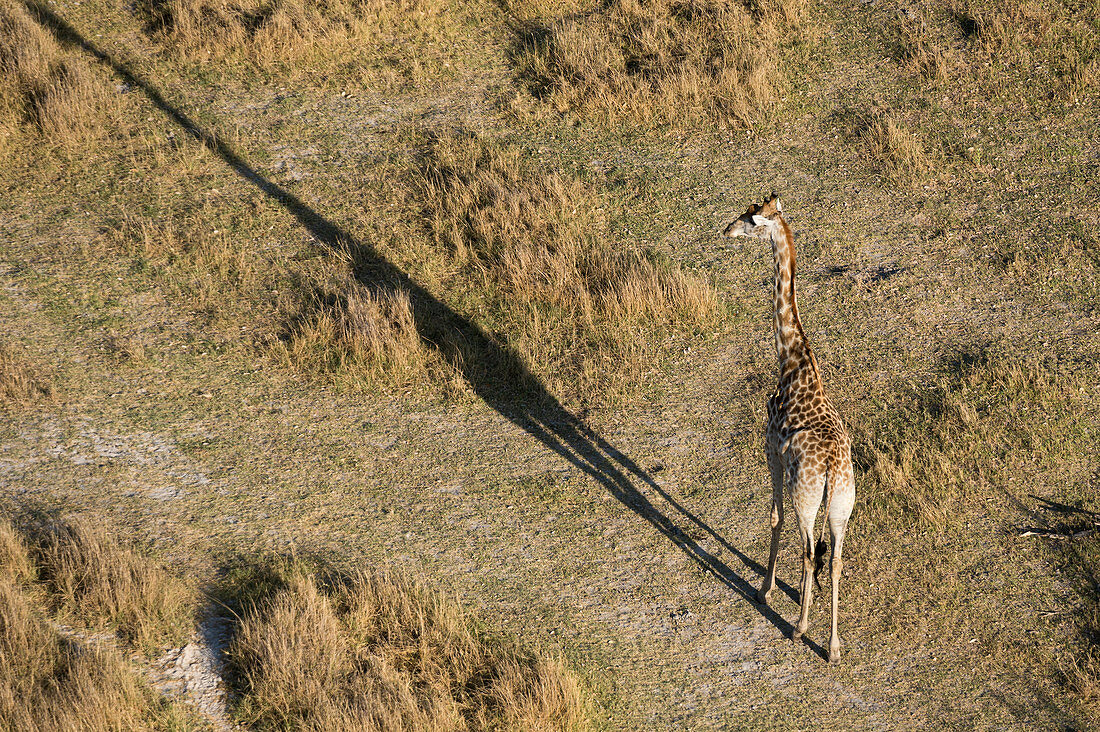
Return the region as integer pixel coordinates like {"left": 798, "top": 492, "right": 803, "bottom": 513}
{"left": 228, "top": 561, "right": 590, "bottom": 731}
{"left": 509, "top": 0, "right": 807, "bottom": 127}
{"left": 947, "top": 0, "right": 1044, "bottom": 60}
{"left": 860, "top": 113, "right": 932, "bottom": 182}
{"left": 891, "top": 11, "right": 950, "bottom": 81}
{"left": 0, "top": 345, "right": 53, "bottom": 406}
{"left": 138, "top": 0, "right": 385, "bottom": 56}
{"left": 135, "top": 0, "right": 461, "bottom": 83}
{"left": 0, "top": 519, "right": 201, "bottom": 731}
{"left": 993, "top": 216, "right": 1100, "bottom": 273}
{"left": 0, "top": 522, "right": 36, "bottom": 588}
{"left": 1056, "top": 526, "right": 1100, "bottom": 712}
{"left": 0, "top": 1, "right": 109, "bottom": 149}
{"left": 416, "top": 133, "right": 720, "bottom": 400}
{"left": 112, "top": 212, "right": 264, "bottom": 315}
{"left": 838, "top": 353, "right": 1098, "bottom": 671}
{"left": 26, "top": 516, "right": 195, "bottom": 656}
{"left": 105, "top": 330, "right": 150, "bottom": 365}
{"left": 273, "top": 267, "right": 430, "bottom": 388}
{"left": 0, "top": 578, "right": 184, "bottom": 732}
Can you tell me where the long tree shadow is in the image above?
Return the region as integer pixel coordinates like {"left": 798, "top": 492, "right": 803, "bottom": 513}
{"left": 27, "top": 1, "right": 815, "bottom": 654}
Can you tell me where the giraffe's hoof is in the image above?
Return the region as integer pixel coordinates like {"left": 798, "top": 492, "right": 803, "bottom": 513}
{"left": 791, "top": 629, "right": 803, "bottom": 643}
{"left": 828, "top": 649, "right": 841, "bottom": 664}
{"left": 756, "top": 589, "right": 770, "bottom": 606}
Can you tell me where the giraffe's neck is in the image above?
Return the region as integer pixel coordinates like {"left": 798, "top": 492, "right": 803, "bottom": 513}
{"left": 771, "top": 218, "right": 814, "bottom": 380}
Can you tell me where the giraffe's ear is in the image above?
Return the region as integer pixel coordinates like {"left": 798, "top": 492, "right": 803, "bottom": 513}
{"left": 775, "top": 198, "right": 783, "bottom": 213}
{"left": 751, "top": 214, "right": 770, "bottom": 227}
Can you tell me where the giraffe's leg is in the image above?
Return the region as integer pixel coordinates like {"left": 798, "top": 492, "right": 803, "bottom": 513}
{"left": 757, "top": 449, "right": 785, "bottom": 605}
{"left": 792, "top": 525, "right": 815, "bottom": 642}
{"left": 828, "top": 527, "right": 845, "bottom": 663}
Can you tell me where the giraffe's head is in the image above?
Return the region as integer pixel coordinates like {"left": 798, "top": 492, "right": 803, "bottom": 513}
{"left": 722, "top": 193, "right": 784, "bottom": 239}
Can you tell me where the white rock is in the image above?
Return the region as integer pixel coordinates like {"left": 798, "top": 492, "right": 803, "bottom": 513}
{"left": 178, "top": 643, "right": 202, "bottom": 670}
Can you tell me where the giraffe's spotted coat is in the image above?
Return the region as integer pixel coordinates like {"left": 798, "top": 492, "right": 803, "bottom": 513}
{"left": 724, "top": 195, "right": 856, "bottom": 663}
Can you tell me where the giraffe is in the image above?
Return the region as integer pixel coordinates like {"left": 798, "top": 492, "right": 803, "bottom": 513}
{"left": 723, "top": 194, "right": 855, "bottom": 663}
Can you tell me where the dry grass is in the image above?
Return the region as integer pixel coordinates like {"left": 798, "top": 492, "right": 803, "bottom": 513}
{"left": 136, "top": 0, "right": 457, "bottom": 81}
{"left": 25, "top": 517, "right": 195, "bottom": 655}
{"left": 0, "top": 520, "right": 199, "bottom": 731}
{"left": 509, "top": 0, "right": 807, "bottom": 127}
{"left": 1057, "top": 530, "right": 1100, "bottom": 713}
{"left": 839, "top": 354, "right": 1097, "bottom": 664}
{"left": 994, "top": 216, "right": 1100, "bottom": 279}
{"left": 859, "top": 113, "right": 933, "bottom": 182}
{"left": 0, "top": 1, "right": 108, "bottom": 149}
{"left": 113, "top": 212, "right": 264, "bottom": 313}
{"left": 228, "top": 563, "right": 589, "bottom": 731}
{"left": 947, "top": 0, "right": 1049, "bottom": 60}
{"left": 111, "top": 202, "right": 435, "bottom": 391}
{"left": 0, "top": 522, "right": 36, "bottom": 588}
{"left": 2, "top": 0, "right": 1097, "bottom": 722}
{"left": 271, "top": 133, "right": 720, "bottom": 400}
{"left": 106, "top": 204, "right": 292, "bottom": 344}
{"left": 105, "top": 329, "right": 150, "bottom": 364}
{"left": 273, "top": 266, "right": 431, "bottom": 388}
{"left": 1065, "top": 647, "right": 1100, "bottom": 714}
{"left": 892, "top": 12, "right": 949, "bottom": 80}
{"left": 0, "top": 578, "right": 182, "bottom": 732}
{"left": 0, "top": 345, "right": 53, "bottom": 406}
{"left": 416, "top": 133, "right": 720, "bottom": 399}
{"left": 853, "top": 354, "right": 1091, "bottom": 532}
{"left": 888, "top": 0, "right": 1100, "bottom": 100}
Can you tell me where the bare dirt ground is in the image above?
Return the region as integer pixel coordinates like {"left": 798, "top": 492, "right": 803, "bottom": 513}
{"left": 3, "top": 0, "right": 1100, "bottom": 728}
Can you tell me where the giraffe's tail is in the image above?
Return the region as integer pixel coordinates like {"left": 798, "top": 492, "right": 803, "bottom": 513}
{"left": 813, "top": 446, "right": 838, "bottom": 589}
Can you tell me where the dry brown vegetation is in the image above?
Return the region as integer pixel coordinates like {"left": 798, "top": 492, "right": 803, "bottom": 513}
{"left": 271, "top": 133, "right": 720, "bottom": 400}
{"left": 1, "top": 512, "right": 592, "bottom": 729}
{"left": 0, "top": 520, "right": 198, "bottom": 731}
{"left": 416, "top": 133, "right": 720, "bottom": 398}
{"left": 229, "top": 562, "right": 588, "bottom": 731}
{"left": 0, "top": 345, "right": 53, "bottom": 406}
{"left": 274, "top": 267, "right": 431, "bottom": 387}
{"left": 0, "top": 521, "right": 36, "bottom": 585}
{"left": 23, "top": 516, "right": 195, "bottom": 655}
{"left": 110, "top": 207, "right": 438, "bottom": 391}
{"left": 893, "top": 12, "right": 949, "bottom": 80}
{"left": 136, "top": 0, "right": 456, "bottom": 81}
{"left": 112, "top": 211, "right": 267, "bottom": 317}
{"left": 3, "top": 0, "right": 1100, "bottom": 724}
{"left": 854, "top": 354, "right": 1090, "bottom": 531}
{"left": 994, "top": 216, "right": 1100, "bottom": 287}
{"left": 0, "top": 579, "right": 183, "bottom": 731}
{"left": 1058, "top": 527, "right": 1100, "bottom": 710}
{"left": 890, "top": 0, "right": 1100, "bottom": 99}
{"left": 829, "top": 107, "right": 934, "bottom": 182}
{"left": 510, "top": 0, "right": 807, "bottom": 126}
{"left": 844, "top": 352, "right": 1100, "bottom": 681}
{"left": 859, "top": 113, "right": 933, "bottom": 182}
{"left": 0, "top": 1, "right": 108, "bottom": 149}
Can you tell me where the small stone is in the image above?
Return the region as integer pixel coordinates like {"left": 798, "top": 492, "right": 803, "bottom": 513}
{"left": 178, "top": 643, "right": 201, "bottom": 670}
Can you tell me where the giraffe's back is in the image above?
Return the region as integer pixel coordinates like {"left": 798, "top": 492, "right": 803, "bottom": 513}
{"left": 766, "top": 365, "right": 854, "bottom": 524}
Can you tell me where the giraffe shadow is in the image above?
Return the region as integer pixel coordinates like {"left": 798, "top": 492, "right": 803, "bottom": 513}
{"left": 26, "top": 0, "right": 819, "bottom": 651}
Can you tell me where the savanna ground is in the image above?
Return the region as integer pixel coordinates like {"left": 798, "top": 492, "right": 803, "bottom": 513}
{"left": 2, "top": 0, "right": 1100, "bottom": 728}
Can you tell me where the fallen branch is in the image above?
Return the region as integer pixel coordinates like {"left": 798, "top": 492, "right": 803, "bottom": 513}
{"left": 1018, "top": 522, "right": 1098, "bottom": 540}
